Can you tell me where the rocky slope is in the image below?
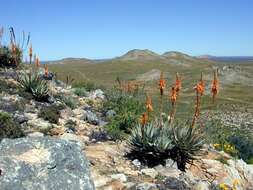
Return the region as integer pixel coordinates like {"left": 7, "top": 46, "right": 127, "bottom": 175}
{"left": 0, "top": 67, "right": 253, "bottom": 190}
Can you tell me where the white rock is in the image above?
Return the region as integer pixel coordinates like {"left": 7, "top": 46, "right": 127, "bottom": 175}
{"left": 136, "top": 182, "right": 157, "bottom": 190}
{"left": 60, "top": 133, "right": 86, "bottom": 148}
{"left": 141, "top": 168, "right": 158, "bottom": 178}
{"left": 27, "top": 132, "right": 44, "bottom": 137}
{"left": 193, "top": 181, "right": 210, "bottom": 190}
{"left": 110, "top": 173, "right": 127, "bottom": 182}
{"left": 27, "top": 118, "right": 52, "bottom": 129}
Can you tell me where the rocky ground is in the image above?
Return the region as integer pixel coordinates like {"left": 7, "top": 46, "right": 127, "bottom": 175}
{"left": 0, "top": 67, "right": 253, "bottom": 190}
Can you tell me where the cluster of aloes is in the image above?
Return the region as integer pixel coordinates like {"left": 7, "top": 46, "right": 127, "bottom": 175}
{"left": 130, "top": 70, "right": 220, "bottom": 171}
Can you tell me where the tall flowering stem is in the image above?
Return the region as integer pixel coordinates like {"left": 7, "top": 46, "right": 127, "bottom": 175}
{"left": 169, "top": 86, "right": 177, "bottom": 124}
{"left": 168, "top": 73, "right": 181, "bottom": 125}
{"left": 159, "top": 72, "right": 166, "bottom": 125}
{"left": 191, "top": 72, "right": 205, "bottom": 128}
{"left": 159, "top": 72, "right": 165, "bottom": 96}
{"left": 140, "top": 112, "right": 148, "bottom": 136}
{"left": 29, "top": 44, "right": 33, "bottom": 65}
{"left": 211, "top": 69, "right": 219, "bottom": 103}
{"left": 44, "top": 64, "right": 49, "bottom": 77}
{"left": 0, "top": 27, "right": 3, "bottom": 47}
{"left": 35, "top": 56, "right": 40, "bottom": 68}
{"left": 175, "top": 72, "right": 182, "bottom": 94}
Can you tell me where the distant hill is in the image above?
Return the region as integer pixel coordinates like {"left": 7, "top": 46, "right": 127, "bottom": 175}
{"left": 47, "top": 49, "right": 214, "bottom": 66}
{"left": 198, "top": 55, "right": 253, "bottom": 63}
{"left": 116, "top": 49, "right": 161, "bottom": 61}
{"left": 46, "top": 57, "right": 94, "bottom": 65}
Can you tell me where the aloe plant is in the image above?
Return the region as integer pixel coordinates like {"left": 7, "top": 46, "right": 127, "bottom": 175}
{"left": 171, "top": 122, "right": 205, "bottom": 171}
{"left": 127, "top": 119, "right": 173, "bottom": 166}
{"left": 17, "top": 70, "right": 49, "bottom": 101}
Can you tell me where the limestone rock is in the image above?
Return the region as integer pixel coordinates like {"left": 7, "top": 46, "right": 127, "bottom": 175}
{"left": 0, "top": 137, "right": 94, "bottom": 190}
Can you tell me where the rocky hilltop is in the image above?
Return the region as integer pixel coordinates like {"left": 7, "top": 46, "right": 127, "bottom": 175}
{"left": 0, "top": 67, "right": 253, "bottom": 190}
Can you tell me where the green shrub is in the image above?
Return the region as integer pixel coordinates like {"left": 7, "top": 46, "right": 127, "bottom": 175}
{"left": 0, "top": 112, "right": 24, "bottom": 141}
{"left": 204, "top": 119, "right": 253, "bottom": 163}
{"left": 72, "top": 80, "right": 98, "bottom": 91}
{"left": 57, "top": 94, "right": 77, "bottom": 109}
{"left": 228, "top": 134, "right": 253, "bottom": 164}
{"left": 38, "top": 104, "right": 65, "bottom": 124}
{"left": 104, "top": 87, "right": 145, "bottom": 140}
{"left": 0, "top": 46, "right": 22, "bottom": 68}
{"left": 74, "top": 87, "right": 88, "bottom": 96}
{"left": 17, "top": 71, "right": 49, "bottom": 101}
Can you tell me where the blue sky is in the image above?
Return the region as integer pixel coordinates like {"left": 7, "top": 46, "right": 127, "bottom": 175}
{"left": 1, "top": 0, "right": 253, "bottom": 60}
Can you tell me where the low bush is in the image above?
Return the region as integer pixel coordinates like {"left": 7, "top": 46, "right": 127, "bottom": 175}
{"left": 0, "top": 46, "right": 22, "bottom": 68}
{"left": 205, "top": 119, "right": 253, "bottom": 163}
{"left": 58, "top": 95, "right": 77, "bottom": 109}
{"left": 38, "top": 104, "right": 65, "bottom": 124}
{"left": 104, "top": 87, "right": 145, "bottom": 140}
{"left": 74, "top": 87, "right": 88, "bottom": 96}
{"left": 72, "top": 80, "right": 97, "bottom": 91}
{"left": 0, "top": 112, "right": 24, "bottom": 141}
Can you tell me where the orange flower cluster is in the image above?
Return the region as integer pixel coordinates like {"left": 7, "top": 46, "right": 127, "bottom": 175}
{"left": 35, "top": 57, "right": 40, "bottom": 67}
{"left": 10, "top": 43, "right": 16, "bottom": 54}
{"left": 175, "top": 72, "right": 181, "bottom": 93}
{"left": 159, "top": 72, "right": 165, "bottom": 96}
{"left": 146, "top": 96, "right": 153, "bottom": 112}
{"left": 194, "top": 73, "right": 205, "bottom": 96}
{"left": 44, "top": 65, "right": 49, "bottom": 77}
{"left": 120, "top": 80, "right": 140, "bottom": 93}
{"left": 29, "top": 44, "right": 33, "bottom": 57}
{"left": 211, "top": 70, "right": 219, "bottom": 102}
{"left": 140, "top": 112, "right": 148, "bottom": 126}
{"left": 170, "top": 86, "right": 177, "bottom": 104}
{"left": 170, "top": 73, "right": 181, "bottom": 104}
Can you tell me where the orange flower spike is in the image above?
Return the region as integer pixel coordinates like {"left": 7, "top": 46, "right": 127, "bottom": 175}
{"left": 159, "top": 72, "right": 166, "bottom": 95}
{"left": 35, "top": 57, "right": 40, "bottom": 67}
{"left": 170, "top": 86, "right": 177, "bottom": 104}
{"left": 11, "top": 43, "right": 16, "bottom": 54}
{"left": 140, "top": 112, "right": 148, "bottom": 126}
{"left": 175, "top": 72, "right": 182, "bottom": 93}
{"left": 29, "top": 44, "right": 33, "bottom": 57}
{"left": 194, "top": 73, "right": 205, "bottom": 96}
{"left": 146, "top": 96, "right": 153, "bottom": 112}
{"left": 211, "top": 70, "right": 219, "bottom": 101}
{"left": 44, "top": 65, "right": 49, "bottom": 77}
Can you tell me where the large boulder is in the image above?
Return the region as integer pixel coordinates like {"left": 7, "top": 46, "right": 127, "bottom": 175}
{"left": 0, "top": 137, "right": 94, "bottom": 190}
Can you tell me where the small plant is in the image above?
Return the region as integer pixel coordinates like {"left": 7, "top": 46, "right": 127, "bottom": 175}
{"left": 38, "top": 104, "right": 65, "bottom": 124}
{"left": 127, "top": 119, "right": 173, "bottom": 167}
{"left": 72, "top": 80, "right": 97, "bottom": 91}
{"left": 170, "top": 123, "right": 205, "bottom": 171}
{"left": 104, "top": 86, "right": 145, "bottom": 140}
{"left": 74, "top": 87, "right": 88, "bottom": 96}
{"left": 17, "top": 70, "right": 49, "bottom": 101}
{"left": 0, "top": 112, "right": 24, "bottom": 141}
{"left": 64, "top": 119, "right": 77, "bottom": 133}
{"left": 228, "top": 133, "right": 253, "bottom": 163}
{"left": 58, "top": 95, "right": 77, "bottom": 109}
